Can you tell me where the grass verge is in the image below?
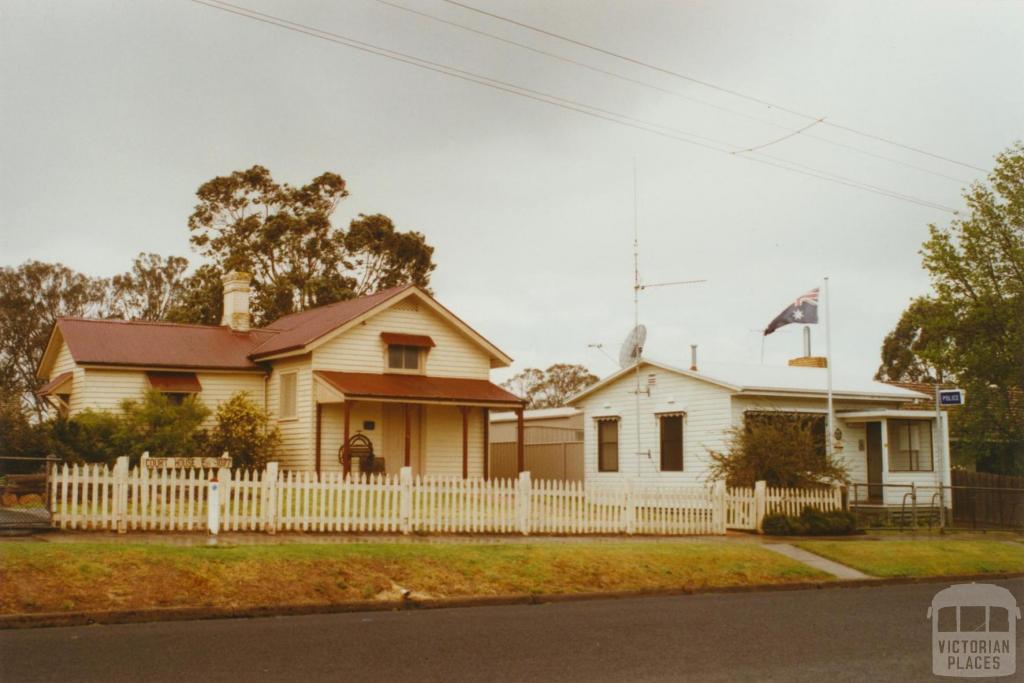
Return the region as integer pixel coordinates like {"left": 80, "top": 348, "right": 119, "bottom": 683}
{"left": 0, "top": 541, "right": 825, "bottom": 615}
{"left": 795, "top": 540, "right": 1024, "bottom": 578}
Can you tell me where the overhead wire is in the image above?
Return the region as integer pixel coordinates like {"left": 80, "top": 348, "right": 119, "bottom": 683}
{"left": 190, "top": 0, "right": 958, "bottom": 213}
{"left": 438, "top": 0, "right": 988, "bottom": 172}
{"left": 374, "top": 0, "right": 973, "bottom": 184}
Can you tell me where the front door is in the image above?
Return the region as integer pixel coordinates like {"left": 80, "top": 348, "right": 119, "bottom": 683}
{"left": 866, "top": 422, "right": 883, "bottom": 503}
{"left": 382, "top": 403, "right": 422, "bottom": 475}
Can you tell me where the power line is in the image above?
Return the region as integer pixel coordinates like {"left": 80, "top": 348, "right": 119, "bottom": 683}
{"left": 438, "top": 0, "right": 988, "bottom": 173}
{"left": 191, "top": 0, "right": 957, "bottom": 212}
{"left": 375, "top": 0, "right": 971, "bottom": 184}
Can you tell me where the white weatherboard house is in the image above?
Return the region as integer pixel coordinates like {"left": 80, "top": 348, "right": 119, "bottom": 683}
{"left": 569, "top": 354, "right": 951, "bottom": 506}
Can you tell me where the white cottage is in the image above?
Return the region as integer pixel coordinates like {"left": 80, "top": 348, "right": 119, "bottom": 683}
{"left": 568, "top": 354, "right": 950, "bottom": 506}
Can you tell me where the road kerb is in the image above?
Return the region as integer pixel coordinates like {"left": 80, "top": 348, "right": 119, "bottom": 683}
{"left": 1, "top": 571, "right": 1021, "bottom": 630}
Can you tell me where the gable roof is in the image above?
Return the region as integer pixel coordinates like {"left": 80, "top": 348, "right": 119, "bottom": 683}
{"left": 41, "top": 318, "right": 271, "bottom": 373}
{"left": 249, "top": 285, "right": 413, "bottom": 358}
{"left": 569, "top": 358, "right": 931, "bottom": 404}
{"left": 37, "top": 285, "right": 513, "bottom": 376}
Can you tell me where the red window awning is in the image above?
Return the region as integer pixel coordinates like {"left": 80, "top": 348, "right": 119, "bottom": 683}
{"left": 146, "top": 371, "right": 202, "bottom": 393}
{"left": 380, "top": 332, "right": 435, "bottom": 348}
{"left": 315, "top": 371, "right": 523, "bottom": 407}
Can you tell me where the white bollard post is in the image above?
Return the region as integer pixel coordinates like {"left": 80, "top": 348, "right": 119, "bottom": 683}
{"left": 208, "top": 476, "right": 220, "bottom": 535}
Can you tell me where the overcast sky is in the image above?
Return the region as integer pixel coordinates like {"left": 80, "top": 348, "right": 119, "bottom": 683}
{"left": 2, "top": 0, "right": 1022, "bottom": 383}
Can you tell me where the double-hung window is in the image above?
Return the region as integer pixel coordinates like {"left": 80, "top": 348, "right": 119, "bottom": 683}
{"left": 387, "top": 344, "right": 421, "bottom": 371}
{"left": 659, "top": 414, "right": 684, "bottom": 471}
{"left": 279, "top": 372, "right": 297, "bottom": 419}
{"left": 597, "top": 419, "right": 619, "bottom": 472}
{"left": 888, "top": 419, "right": 933, "bottom": 471}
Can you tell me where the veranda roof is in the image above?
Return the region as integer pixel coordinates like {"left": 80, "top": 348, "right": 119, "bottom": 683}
{"left": 314, "top": 371, "right": 524, "bottom": 407}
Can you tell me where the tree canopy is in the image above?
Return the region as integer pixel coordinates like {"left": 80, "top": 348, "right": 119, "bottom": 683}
{"left": 187, "top": 165, "right": 435, "bottom": 324}
{"left": 1, "top": 166, "right": 439, "bottom": 414}
{"left": 502, "top": 364, "right": 599, "bottom": 409}
{"left": 876, "top": 142, "right": 1024, "bottom": 473}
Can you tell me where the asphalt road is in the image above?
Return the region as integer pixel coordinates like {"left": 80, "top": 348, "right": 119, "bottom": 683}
{"left": 2, "top": 580, "right": 1022, "bottom": 682}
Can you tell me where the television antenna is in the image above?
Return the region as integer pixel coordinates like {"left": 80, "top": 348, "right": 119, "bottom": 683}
{"left": 621, "top": 159, "right": 707, "bottom": 470}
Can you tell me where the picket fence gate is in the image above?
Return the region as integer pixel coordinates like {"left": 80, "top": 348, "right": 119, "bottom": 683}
{"left": 49, "top": 457, "right": 842, "bottom": 536}
{"left": 724, "top": 481, "right": 843, "bottom": 531}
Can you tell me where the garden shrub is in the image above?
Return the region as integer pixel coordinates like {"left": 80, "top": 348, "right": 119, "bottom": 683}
{"left": 762, "top": 507, "right": 858, "bottom": 536}
{"left": 206, "top": 392, "right": 281, "bottom": 468}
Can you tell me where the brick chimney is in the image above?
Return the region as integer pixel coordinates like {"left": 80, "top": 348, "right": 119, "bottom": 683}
{"left": 788, "top": 356, "right": 828, "bottom": 368}
{"left": 221, "top": 271, "right": 251, "bottom": 331}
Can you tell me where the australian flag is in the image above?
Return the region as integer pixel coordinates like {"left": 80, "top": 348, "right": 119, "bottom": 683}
{"left": 764, "top": 288, "right": 819, "bottom": 336}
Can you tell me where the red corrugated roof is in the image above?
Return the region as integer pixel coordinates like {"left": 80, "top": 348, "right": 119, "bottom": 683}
{"left": 43, "top": 284, "right": 512, "bottom": 374}
{"left": 250, "top": 285, "right": 413, "bottom": 358}
{"left": 315, "top": 371, "right": 524, "bottom": 406}
{"left": 55, "top": 318, "right": 270, "bottom": 370}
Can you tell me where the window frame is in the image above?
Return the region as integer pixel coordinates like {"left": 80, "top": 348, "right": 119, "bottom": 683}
{"left": 385, "top": 344, "right": 424, "bottom": 374}
{"left": 658, "top": 413, "right": 684, "bottom": 472}
{"left": 887, "top": 418, "right": 934, "bottom": 472}
{"left": 597, "top": 418, "right": 620, "bottom": 473}
{"left": 279, "top": 372, "right": 298, "bottom": 420}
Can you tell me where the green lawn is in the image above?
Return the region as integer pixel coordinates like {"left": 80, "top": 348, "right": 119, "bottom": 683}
{"left": 0, "top": 540, "right": 826, "bottom": 615}
{"left": 796, "top": 539, "right": 1024, "bottom": 578}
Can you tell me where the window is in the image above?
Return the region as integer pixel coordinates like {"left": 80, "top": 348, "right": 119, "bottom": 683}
{"left": 888, "top": 419, "right": 933, "bottom": 471}
{"left": 659, "top": 414, "right": 684, "bottom": 471}
{"left": 162, "top": 393, "right": 188, "bottom": 406}
{"left": 279, "top": 372, "right": 297, "bottom": 419}
{"left": 597, "top": 419, "right": 619, "bottom": 472}
{"left": 387, "top": 344, "right": 421, "bottom": 371}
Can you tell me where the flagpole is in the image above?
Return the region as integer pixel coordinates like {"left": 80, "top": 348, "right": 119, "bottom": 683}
{"left": 824, "top": 277, "right": 834, "bottom": 459}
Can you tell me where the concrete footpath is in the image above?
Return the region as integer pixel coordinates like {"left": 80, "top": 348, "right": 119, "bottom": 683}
{"left": 761, "top": 542, "right": 871, "bottom": 579}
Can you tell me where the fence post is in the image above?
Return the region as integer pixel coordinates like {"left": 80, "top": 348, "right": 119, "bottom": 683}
{"left": 713, "top": 480, "right": 727, "bottom": 534}
{"left": 831, "top": 482, "right": 842, "bottom": 512}
{"left": 400, "top": 466, "right": 413, "bottom": 534}
{"left": 754, "top": 480, "right": 767, "bottom": 533}
{"left": 139, "top": 452, "right": 150, "bottom": 530}
{"left": 217, "top": 463, "right": 231, "bottom": 532}
{"left": 264, "top": 461, "right": 279, "bottom": 534}
{"left": 516, "top": 470, "right": 531, "bottom": 535}
{"left": 114, "top": 456, "right": 129, "bottom": 533}
{"left": 623, "top": 478, "right": 636, "bottom": 535}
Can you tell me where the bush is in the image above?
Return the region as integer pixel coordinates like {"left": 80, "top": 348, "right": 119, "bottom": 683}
{"left": 762, "top": 507, "right": 858, "bottom": 536}
{"left": 206, "top": 392, "right": 280, "bottom": 468}
{"left": 46, "top": 391, "right": 210, "bottom": 466}
{"left": 48, "top": 410, "right": 123, "bottom": 466}
{"left": 115, "top": 390, "right": 210, "bottom": 464}
{"left": 707, "top": 411, "right": 848, "bottom": 488}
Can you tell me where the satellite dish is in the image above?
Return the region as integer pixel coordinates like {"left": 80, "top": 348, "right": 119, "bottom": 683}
{"left": 618, "top": 324, "right": 647, "bottom": 368}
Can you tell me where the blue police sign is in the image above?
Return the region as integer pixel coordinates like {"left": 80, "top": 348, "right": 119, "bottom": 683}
{"left": 939, "top": 389, "right": 965, "bottom": 406}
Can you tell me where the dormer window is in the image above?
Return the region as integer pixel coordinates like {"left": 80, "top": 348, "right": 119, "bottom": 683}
{"left": 388, "top": 344, "right": 421, "bottom": 371}
{"left": 380, "top": 332, "right": 435, "bottom": 373}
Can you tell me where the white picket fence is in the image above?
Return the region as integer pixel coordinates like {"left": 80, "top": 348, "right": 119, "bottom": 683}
{"left": 724, "top": 481, "right": 843, "bottom": 531}
{"left": 48, "top": 458, "right": 842, "bottom": 536}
